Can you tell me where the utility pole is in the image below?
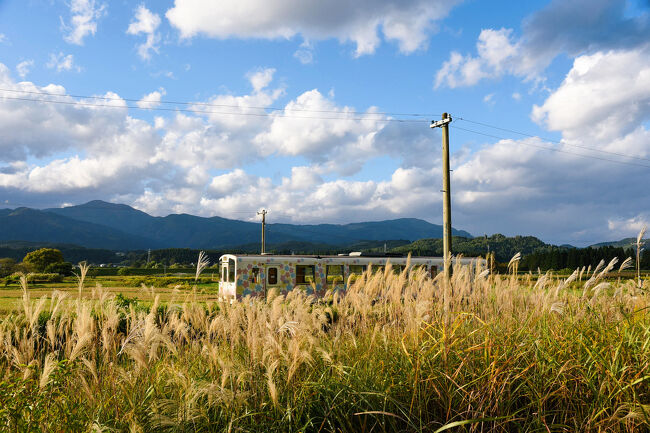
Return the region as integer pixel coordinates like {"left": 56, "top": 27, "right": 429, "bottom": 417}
{"left": 431, "top": 113, "right": 453, "bottom": 279}
{"left": 258, "top": 209, "right": 267, "bottom": 254}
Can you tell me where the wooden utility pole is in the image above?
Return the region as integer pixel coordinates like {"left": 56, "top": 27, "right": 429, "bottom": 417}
{"left": 431, "top": 113, "right": 453, "bottom": 279}
{"left": 257, "top": 209, "right": 267, "bottom": 254}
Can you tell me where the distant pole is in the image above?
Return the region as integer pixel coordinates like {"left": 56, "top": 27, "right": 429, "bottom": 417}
{"left": 147, "top": 248, "right": 151, "bottom": 265}
{"left": 258, "top": 209, "right": 267, "bottom": 254}
{"left": 431, "top": 113, "right": 453, "bottom": 279}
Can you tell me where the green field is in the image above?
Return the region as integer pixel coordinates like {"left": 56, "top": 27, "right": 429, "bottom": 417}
{"left": 0, "top": 274, "right": 221, "bottom": 313}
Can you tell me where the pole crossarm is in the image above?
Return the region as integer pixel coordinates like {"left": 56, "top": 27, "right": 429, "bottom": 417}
{"left": 430, "top": 116, "right": 452, "bottom": 129}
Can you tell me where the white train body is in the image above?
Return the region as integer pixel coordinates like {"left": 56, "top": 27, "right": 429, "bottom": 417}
{"left": 218, "top": 253, "right": 476, "bottom": 299}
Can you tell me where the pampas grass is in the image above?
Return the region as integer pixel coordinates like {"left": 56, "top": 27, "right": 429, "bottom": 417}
{"left": 0, "top": 259, "right": 649, "bottom": 432}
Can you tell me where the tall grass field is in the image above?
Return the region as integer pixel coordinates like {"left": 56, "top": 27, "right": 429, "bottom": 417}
{"left": 1, "top": 256, "right": 649, "bottom": 432}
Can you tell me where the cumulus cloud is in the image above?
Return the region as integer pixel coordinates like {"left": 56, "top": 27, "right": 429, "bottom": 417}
{"left": 607, "top": 215, "right": 649, "bottom": 239}
{"left": 435, "top": 0, "right": 650, "bottom": 88}
{"left": 16, "top": 60, "right": 33, "bottom": 78}
{"left": 2, "top": 49, "right": 649, "bottom": 245}
{"left": 532, "top": 45, "right": 650, "bottom": 142}
{"left": 137, "top": 88, "right": 166, "bottom": 109}
{"left": 165, "top": 0, "right": 460, "bottom": 56}
{"left": 441, "top": 45, "right": 650, "bottom": 243}
{"left": 61, "top": 0, "right": 105, "bottom": 45}
{"left": 127, "top": 5, "right": 162, "bottom": 60}
{"left": 46, "top": 52, "right": 80, "bottom": 72}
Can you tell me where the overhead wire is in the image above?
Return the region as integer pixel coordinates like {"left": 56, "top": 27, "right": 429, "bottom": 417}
{"left": 450, "top": 124, "right": 650, "bottom": 169}
{"left": 0, "top": 94, "right": 433, "bottom": 123}
{"left": 453, "top": 115, "right": 650, "bottom": 163}
{"left": 2, "top": 87, "right": 648, "bottom": 167}
{"left": 0, "top": 88, "right": 436, "bottom": 120}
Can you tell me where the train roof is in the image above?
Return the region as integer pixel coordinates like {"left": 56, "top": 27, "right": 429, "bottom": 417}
{"left": 218, "top": 253, "right": 459, "bottom": 261}
{"left": 221, "top": 252, "right": 419, "bottom": 259}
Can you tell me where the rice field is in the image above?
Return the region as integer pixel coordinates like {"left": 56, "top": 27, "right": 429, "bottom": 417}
{"left": 1, "top": 257, "right": 649, "bottom": 432}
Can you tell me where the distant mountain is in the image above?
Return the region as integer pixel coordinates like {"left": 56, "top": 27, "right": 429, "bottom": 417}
{"left": 0, "top": 200, "right": 473, "bottom": 250}
{"left": 0, "top": 207, "right": 157, "bottom": 250}
{"left": 590, "top": 238, "right": 638, "bottom": 249}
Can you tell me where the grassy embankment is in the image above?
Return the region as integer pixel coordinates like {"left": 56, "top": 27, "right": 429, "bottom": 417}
{"left": 0, "top": 257, "right": 649, "bottom": 432}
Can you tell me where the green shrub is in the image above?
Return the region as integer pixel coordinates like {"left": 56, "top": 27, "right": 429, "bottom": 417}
{"left": 6, "top": 273, "right": 63, "bottom": 284}
{"left": 122, "top": 276, "right": 215, "bottom": 287}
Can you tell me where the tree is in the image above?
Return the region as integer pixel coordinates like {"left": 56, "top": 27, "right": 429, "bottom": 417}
{"left": 23, "top": 248, "right": 65, "bottom": 272}
{"left": 44, "top": 262, "right": 74, "bottom": 276}
{"left": 0, "top": 258, "right": 17, "bottom": 277}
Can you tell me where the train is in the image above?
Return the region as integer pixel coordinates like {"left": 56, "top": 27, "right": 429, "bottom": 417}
{"left": 218, "top": 252, "right": 478, "bottom": 299}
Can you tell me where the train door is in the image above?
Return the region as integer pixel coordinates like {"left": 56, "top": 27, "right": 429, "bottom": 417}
{"left": 265, "top": 265, "right": 279, "bottom": 296}
{"left": 219, "top": 257, "right": 237, "bottom": 298}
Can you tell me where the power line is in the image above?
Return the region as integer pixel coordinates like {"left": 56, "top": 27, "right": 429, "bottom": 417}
{"left": 454, "top": 116, "right": 650, "bottom": 163}
{"left": 0, "top": 94, "right": 432, "bottom": 123}
{"left": 450, "top": 124, "right": 650, "bottom": 169}
{"left": 0, "top": 88, "right": 438, "bottom": 119}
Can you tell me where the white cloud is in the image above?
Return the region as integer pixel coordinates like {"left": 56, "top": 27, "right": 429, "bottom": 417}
{"left": 137, "top": 88, "right": 166, "bottom": 109}
{"left": 2, "top": 52, "right": 650, "bottom": 245}
{"left": 607, "top": 215, "right": 649, "bottom": 239}
{"left": 435, "top": 0, "right": 650, "bottom": 88}
{"left": 46, "top": 52, "right": 81, "bottom": 72}
{"left": 0, "top": 34, "right": 7, "bottom": 44}
{"left": 127, "top": 5, "right": 162, "bottom": 60}
{"left": 247, "top": 68, "right": 275, "bottom": 93}
{"left": 532, "top": 45, "right": 650, "bottom": 141}
{"left": 435, "top": 28, "right": 529, "bottom": 88}
{"left": 512, "top": 92, "right": 521, "bottom": 101}
{"left": 294, "top": 49, "right": 314, "bottom": 65}
{"left": 483, "top": 93, "right": 495, "bottom": 106}
{"left": 61, "top": 0, "right": 105, "bottom": 45}
{"left": 16, "top": 60, "right": 34, "bottom": 78}
{"left": 165, "top": 0, "right": 460, "bottom": 56}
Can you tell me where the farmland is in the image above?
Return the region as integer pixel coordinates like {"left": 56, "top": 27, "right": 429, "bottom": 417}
{"left": 1, "top": 259, "right": 649, "bottom": 432}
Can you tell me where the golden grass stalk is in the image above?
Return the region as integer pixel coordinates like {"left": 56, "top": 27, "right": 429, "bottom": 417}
{"left": 636, "top": 226, "right": 646, "bottom": 290}
{"left": 74, "top": 261, "right": 90, "bottom": 299}
{"left": 195, "top": 251, "right": 210, "bottom": 282}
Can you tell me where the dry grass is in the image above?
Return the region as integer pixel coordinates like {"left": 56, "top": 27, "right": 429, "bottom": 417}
{"left": 0, "top": 258, "right": 649, "bottom": 432}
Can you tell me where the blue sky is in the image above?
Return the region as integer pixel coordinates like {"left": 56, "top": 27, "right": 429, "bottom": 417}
{"left": 0, "top": 0, "right": 649, "bottom": 246}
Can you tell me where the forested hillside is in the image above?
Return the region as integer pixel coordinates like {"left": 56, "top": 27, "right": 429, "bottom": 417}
{"left": 392, "top": 234, "right": 548, "bottom": 262}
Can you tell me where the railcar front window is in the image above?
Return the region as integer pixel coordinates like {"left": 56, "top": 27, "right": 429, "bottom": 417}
{"left": 221, "top": 265, "right": 226, "bottom": 282}
{"left": 296, "top": 265, "right": 315, "bottom": 284}
{"left": 228, "top": 259, "right": 235, "bottom": 283}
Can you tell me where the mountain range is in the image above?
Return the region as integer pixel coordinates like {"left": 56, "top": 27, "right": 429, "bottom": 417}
{"left": 0, "top": 200, "right": 473, "bottom": 250}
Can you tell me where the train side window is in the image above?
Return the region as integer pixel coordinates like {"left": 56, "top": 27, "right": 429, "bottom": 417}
{"left": 296, "top": 265, "right": 315, "bottom": 284}
{"left": 268, "top": 267, "right": 278, "bottom": 285}
{"left": 326, "top": 265, "right": 344, "bottom": 284}
{"left": 349, "top": 265, "right": 366, "bottom": 275}
{"left": 251, "top": 267, "right": 260, "bottom": 283}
